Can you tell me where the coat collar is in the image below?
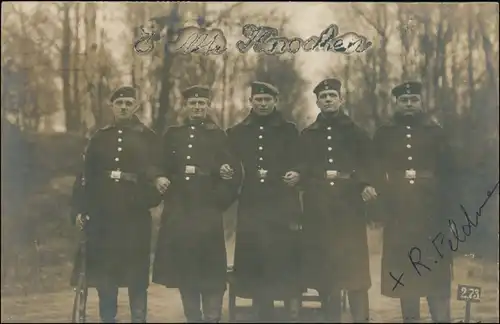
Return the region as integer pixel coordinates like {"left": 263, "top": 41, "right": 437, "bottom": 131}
{"left": 101, "top": 115, "right": 148, "bottom": 132}
{"left": 182, "top": 116, "right": 220, "bottom": 130}
{"left": 391, "top": 112, "right": 438, "bottom": 127}
{"left": 241, "top": 109, "right": 286, "bottom": 127}
{"left": 308, "top": 111, "right": 353, "bottom": 130}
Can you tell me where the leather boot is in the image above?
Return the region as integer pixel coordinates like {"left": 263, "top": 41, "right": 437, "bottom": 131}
{"left": 427, "top": 295, "right": 451, "bottom": 323}
{"left": 180, "top": 288, "right": 203, "bottom": 323}
{"left": 400, "top": 297, "right": 420, "bottom": 323}
{"left": 348, "top": 289, "right": 369, "bottom": 323}
{"left": 201, "top": 290, "right": 224, "bottom": 323}
{"left": 129, "top": 286, "right": 148, "bottom": 323}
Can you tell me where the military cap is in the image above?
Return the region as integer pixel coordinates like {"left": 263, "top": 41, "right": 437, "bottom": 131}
{"left": 250, "top": 81, "right": 279, "bottom": 97}
{"left": 110, "top": 86, "right": 137, "bottom": 102}
{"left": 391, "top": 81, "right": 422, "bottom": 98}
{"left": 182, "top": 85, "right": 210, "bottom": 99}
{"left": 313, "top": 78, "right": 341, "bottom": 96}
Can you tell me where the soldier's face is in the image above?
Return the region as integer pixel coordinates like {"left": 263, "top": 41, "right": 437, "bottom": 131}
{"left": 186, "top": 97, "right": 209, "bottom": 119}
{"left": 111, "top": 98, "right": 139, "bottom": 121}
{"left": 250, "top": 94, "right": 277, "bottom": 116}
{"left": 317, "top": 90, "right": 342, "bottom": 113}
{"left": 396, "top": 94, "right": 423, "bottom": 115}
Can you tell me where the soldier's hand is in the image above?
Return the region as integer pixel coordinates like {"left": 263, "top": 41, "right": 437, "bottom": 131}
{"left": 361, "top": 186, "right": 378, "bottom": 202}
{"left": 76, "top": 214, "right": 90, "bottom": 230}
{"left": 283, "top": 171, "right": 300, "bottom": 186}
{"left": 156, "top": 177, "right": 171, "bottom": 194}
{"left": 220, "top": 164, "right": 234, "bottom": 180}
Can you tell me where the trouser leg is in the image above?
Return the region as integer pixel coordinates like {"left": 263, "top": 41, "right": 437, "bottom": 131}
{"left": 400, "top": 296, "right": 420, "bottom": 323}
{"left": 128, "top": 286, "right": 148, "bottom": 323}
{"left": 179, "top": 288, "right": 203, "bottom": 323}
{"left": 319, "top": 289, "right": 341, "bottom": 323}
{"left": 348, "top": 289, "right": 370, "bottom": 323}
{"left": 253, "top": 294, "right": 274, "bottom": 322}
{"left": 201, "top": 289, "right": 225, "bottom": 323}
{"left": 97, "top": 285, "right": 119, "bottom": 323}
{"left": 427, "top": 294, "right": 451, "bottom": 323}
{"left": 284, "top": 297, "right": 301, "bottom": 322}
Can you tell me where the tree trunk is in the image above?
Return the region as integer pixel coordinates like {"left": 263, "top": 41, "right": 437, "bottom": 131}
{"left": 467, "top": 11, "right": 475, "bottom": 113}
{"left": 155, "top": 3, "right": 180, "bottom": 133}
{"left": 85, "top": 3, "right": 99, "bottom": 126}
{"left": 62, "top": 3, "right": 74, "bottom": 132}
{"left": 73, "top": 2, "right": 82, "bottom": 133}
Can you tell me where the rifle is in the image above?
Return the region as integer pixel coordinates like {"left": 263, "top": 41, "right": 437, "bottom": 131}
{"left": 71, "top": 215, "right": 89, "bottom": 323}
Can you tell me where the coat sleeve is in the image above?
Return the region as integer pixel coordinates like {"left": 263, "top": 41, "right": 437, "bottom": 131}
{"left": 70, "top": 171, "right": 85, "bottom": 225}
{"left": 76, "top": 135, "right": 98, "bottom": 218}
{"left": 435, "top": 128, "right": 460, "bottom": 228}
{"left": 353, "top": 126, "right": 374, "bottom": 193}
{"left": 366, "top": 126, "right": 388, "bottom": 224}
{"left": 212, "top": 129, "right": 243, "bottom": 212}
{"left": 139, "top": 129, "right": 164, "bottom": 209}
{"left": 283, "top": 122, "right": 301, "bottom": 173}
{"left": 146, "top": 127, "right": 177, "bottom": 181}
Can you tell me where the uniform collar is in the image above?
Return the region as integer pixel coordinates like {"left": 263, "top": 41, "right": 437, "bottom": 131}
{"left": 183, "top": 116, "right": 220, "bottom": 130}
{"left": 392, "top": 112, "right": 426, "bottom": 126}
{"left": 309, "top": 111, "right": 352, "bottom": 130}
{"left": 104, "top": 115, "right": 145, "bottom": 132}
{"left": 241, "top": 109, "right": 286, "bottom": 126}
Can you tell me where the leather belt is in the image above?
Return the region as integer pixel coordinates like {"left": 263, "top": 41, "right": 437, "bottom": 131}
{"left": 325, "top": 170, "right": 351, "bottom": 180}
{"left": 184, "top": 165, "right": 211, "bottom": 176}
{"left": 311, "top": 170, "right": 352, "bottom": 180}
{"left": 106, "top": 170, "right": 138, "bottom": 183}
{"left": 386, "top": 169, "right": 435, "bottom": 180}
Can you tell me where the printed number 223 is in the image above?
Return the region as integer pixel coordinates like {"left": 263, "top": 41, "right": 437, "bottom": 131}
{"left": 461, "top": 287, "right": 480, "bottom": 300}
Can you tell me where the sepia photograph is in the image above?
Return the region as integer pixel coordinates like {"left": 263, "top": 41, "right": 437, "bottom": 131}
{"left": 1, "top": 1, "right": 499, "bottom": 323}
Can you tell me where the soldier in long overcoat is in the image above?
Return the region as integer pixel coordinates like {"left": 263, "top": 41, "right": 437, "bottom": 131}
{"left": 226, "top": 81, "right": 303, "bottom": 321}
{"left": 296, "top": 78, "right": 377, "bottom": 322}
{"left": 151, "top": 85, "right": 241, "bottom": 323}
{"left": 372, "top": 81, "right": 454, "bottom": 323}
{"left": 70, "top": 86, "right": 162, "bottom": 323}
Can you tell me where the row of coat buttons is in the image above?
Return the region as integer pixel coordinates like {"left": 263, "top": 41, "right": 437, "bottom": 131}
{"left": 185, "top": 126, "right": 196, "bottom": 181}
{"left": 326, "top": 126, "right": 334, "bottom": 166}
{"left": 114, "top": 129, "right": 124, "bottom": 182}
{"left": 327, "top": 126, "right": 333, "bottom": 187}
{"left": 258, "top": 125, "right": 265, "bottom": 183}
{"left": 406, "top": 125, "right": 414, "bottom": 184}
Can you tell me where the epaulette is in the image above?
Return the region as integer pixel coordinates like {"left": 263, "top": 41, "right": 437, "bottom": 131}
{"left": 285, "top": 120, "right": 298, "bottom": 129}
{"left": 162, "top": 124, "right": 181, "bottom": 137}
{"left": 425, "top": 115, "right": 443, "bottom": 128}
{"left": 97, "top": 124, "right": 115, "bottom": 133}
{"left": 305, "top": 118, "right": 321, "bottom": 130}
{"left": 204, "top": 122, "right": 221, "bottom": 130}
{"left": 135, "top": 123, "right": 156, "bottom": 134}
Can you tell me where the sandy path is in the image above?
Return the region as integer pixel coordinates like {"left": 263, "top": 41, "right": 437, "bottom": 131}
{"left": 2, "top": 235, "right": 498, "bottom": 323}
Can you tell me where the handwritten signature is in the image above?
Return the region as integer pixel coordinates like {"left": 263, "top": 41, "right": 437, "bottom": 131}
{"left": 390, "top": 180, "right": 499, "bottom": 291}
{"left": 134, "top": 23, "right": 371, "bottom": 56}
{"left": 236, "top": 24, "right": 372, "bottom": 55}
{"left": 133, "top": 25, "right": 227, "bottom": 56}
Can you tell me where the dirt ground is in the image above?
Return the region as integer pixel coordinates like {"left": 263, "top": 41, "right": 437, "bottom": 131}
{"left": 1, "top": 229, "right": 498, "bottom": 323}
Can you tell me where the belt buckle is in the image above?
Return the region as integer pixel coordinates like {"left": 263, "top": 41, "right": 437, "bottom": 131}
{"left": 110, "top": 170, "right": 122, "bottom": 180}
{"left": 258, "top": 168, "right": 268, "bottom": 179}
{"left": 405, "top": 169, "right": 416, "bottom": 179}
{"left": 326, "top": 170, "right": 338, "bottom": 180}
{"left": 185, "top": 165, "right": 196, "bottom": 175}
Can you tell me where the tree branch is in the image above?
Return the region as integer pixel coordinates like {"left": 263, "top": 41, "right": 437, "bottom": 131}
{"left": 351, "top": 3, "right": 386, "bottom": 37}
{"left": 206, "top": 2, "right": 245, "bottom": 28}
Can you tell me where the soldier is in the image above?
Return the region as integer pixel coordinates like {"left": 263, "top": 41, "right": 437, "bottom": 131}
{"left": 296, "top": 78, "right": 377, "bottom": 322}
{"left": 372, "top": 81, "right": 453, "bottom": 323}
{"left": 226, "top": 81, "right": 303, "bottom": 321}
{"left": 151, "top": 85, "right": 241, "bottom": 323}
{"left": 70, "top": 86, "right": 162, "bottom": 323}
